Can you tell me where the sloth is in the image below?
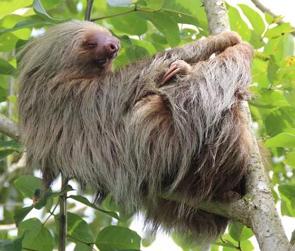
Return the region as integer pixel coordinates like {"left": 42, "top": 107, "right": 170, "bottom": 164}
{"left": 18, "top": 20, "right": 253, "bottom": 240}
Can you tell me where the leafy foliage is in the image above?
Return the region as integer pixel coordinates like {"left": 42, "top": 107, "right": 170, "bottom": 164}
{"left": 0, "top": 0, "right": 294, "bottom": 251}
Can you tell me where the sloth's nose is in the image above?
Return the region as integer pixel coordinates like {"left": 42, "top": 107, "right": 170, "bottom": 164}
{"left": 104, "top": 41, "right": 119, "bottom": 58}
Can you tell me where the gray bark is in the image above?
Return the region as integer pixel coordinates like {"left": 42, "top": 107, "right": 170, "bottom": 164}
{"left": 0, "top": 113, "right": 18, "bottom": 140}
{"left": 203, "top": 0, "right": 292, "bottom": 250}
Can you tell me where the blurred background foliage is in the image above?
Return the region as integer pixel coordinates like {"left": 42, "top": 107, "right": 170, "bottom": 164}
{"left": 0, "top": 0, "right": 294, "bottom": 250}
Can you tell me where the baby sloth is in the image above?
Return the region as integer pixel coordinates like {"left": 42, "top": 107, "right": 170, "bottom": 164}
{"left": 18, "top": 21, "right": 253, "bottom": 240}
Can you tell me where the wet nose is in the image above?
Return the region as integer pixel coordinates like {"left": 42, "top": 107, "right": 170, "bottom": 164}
{"left": 104, "top": 41, "right": 119, "bottom": 57}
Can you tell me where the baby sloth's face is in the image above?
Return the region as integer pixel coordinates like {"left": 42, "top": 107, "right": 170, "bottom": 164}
{"left": 80, "top": 27, "right": 120, "bottom": 72}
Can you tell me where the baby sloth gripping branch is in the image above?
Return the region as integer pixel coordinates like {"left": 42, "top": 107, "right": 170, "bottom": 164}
{"left": 18, "top": 21, "right": 253, "bottom": 240}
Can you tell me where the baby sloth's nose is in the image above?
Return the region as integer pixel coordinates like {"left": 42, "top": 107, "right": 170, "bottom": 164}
{"left": 104, "top": 40, "right": 119, "bottom": 58}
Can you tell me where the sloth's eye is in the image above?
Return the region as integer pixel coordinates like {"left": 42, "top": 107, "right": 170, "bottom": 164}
{"left": 85, "top": 42, "right": 97, "bottom": 49}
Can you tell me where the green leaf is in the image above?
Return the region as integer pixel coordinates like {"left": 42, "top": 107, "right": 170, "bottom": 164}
{"left": 69, "top": 195, "right": 119, "bottom": 219}
{"left": 18, "top": 218, "right": 54, "bottom": 251}
{"left": 67, "top": 212, "right": 94, "bottom": 244}
{"left": 120, "top": 36, "right": 150, "bottom": 63}
{"left": 240, "top": 227, "right": 254, "bottom": 241}
{"left": 145, "top": 12, "right": 180, "bottom": 46}
{"left": 267, "top": 56, "right": 279, "bottom": 83}
{"left": 264, "top": 35, "right": 294, "bottom": 62}
{"left": 14, "top": 175, "right": 43, "bottom": 198}
{"left": 285, "top": 151, "right": 295, "bottom": 167}
{"left": 239, "top": 4, "right": 265, "bottom": 35}
{"left": 0, "top": 149, "right": 15, "bottom": 159}
{"left": 229, "top": 222, "right": 253, "bottom": 241}
{"left": 142, "top": 0, "right": 164, "bottom": 9}
{"left": 95, "top": 226, "right": 141, "bottom": 251}
{"left": 0, "top": 140, "right": 21, "bottom": 150}
{"left": 265, "top": 132, "right": 295, "bottom": 148}
{"left": 14, "top": 206, "right": 33, "bottom": 225}
{"left": 171, "top": 232, "right": 199, "bottom": 250}
{"left": 265, "top": 23, "right": 294, "bottom": 39}
{"left": 229, "top": 222, "right": 243, "bottom": 241}
{"left": 131, "top": 39, "right": 157, "bottom": 55}
{"left": 0, "top": 139, "right": 21, "bottom": 150}
{"left": 0, "top": 236, "right": 22, "bottom": 251}
{"left": 0, "top": 57, "right": 15, "bottom": 74}
{"left": 249, "top": 30, "right": 264, "bottom": 49}
{"left": 0, "top": 33, "right": 18, "bottom": 52}
{"left": 280, "top": 193, "right": 295, "bottom": 216}
{"left": 0, "top": 0, "right": 31, "bottom": 19}
{"left": 279, "top": 185, "right": 295, "bottom": 216}
{"left": 108, "top": 12, "right": 147, "bottom": 35}
{"left": 279, "top": 184, "right": 295, "bottom": 198}
{"left": 264, "top": 110, "right": 291, "bottom": 137}
{"left": 1, "top": 14, "right": 24, "bottom": 29}
{"left": 210, "top": 245, "right": 219, "bottom": 251}
{"left": 162, "top": 0, "right": 207, "bottom": 28}
{"left": 150, "top": 33, "right": 167, "bottom": 44}
{"left": 74, "top": 242, "right": 93, "bottom": 251}
{"left": 252, "top": 57, "right": 268, "bottom": 88}
{"left": 42, "top": 0, "right": 60, "bottom": 9}
{"left": 33, "top": 0, "right": 55, "bottom": 21}
{"left": 0, "top": 17, "right": 51, "bottom": 36}
{"left": 240, "top": 239, "right": 254, "bottom": 250}
{"left": 259, "top": 89, "right": 289, "bottom": 108}
{"left": 265, "top": 13, "right": 274, "bottom": 24}
{"left": 227, "top": 4, "right": 251, "bottom": 41}
{"left": 0, "top": 84, "right": 8, "bottom": 102}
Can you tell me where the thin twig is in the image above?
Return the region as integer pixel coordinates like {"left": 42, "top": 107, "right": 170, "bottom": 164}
{"left": 43, "top": 200, "right": 59, "bottom": 225}
{"left": 91, "top": 9, "right": 136, "bottom": 22}
{"left": 84, "top": 0, "right": 94, "bottom": 21}
{"left": 91, "top": 6, "right": 197, "bottom": 22}
{"left": 58, "top": 175, "right": 68, "bottom": 251}
{"left": 250, "top": 0, "right": 295, "bottom": 36}
{"left": 250, "top": 0, "right": 283, "bottom": 20}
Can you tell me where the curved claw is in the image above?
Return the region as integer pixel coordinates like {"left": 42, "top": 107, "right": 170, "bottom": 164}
{"left": 160, "top": 60, "right": 192, "bottom": 86}
{"left": 160, "top": 65, "right": 181, "bottom": 86}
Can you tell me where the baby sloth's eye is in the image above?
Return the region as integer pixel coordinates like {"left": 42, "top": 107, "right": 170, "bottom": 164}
{"left": 85, "top": 42, "right": 97, "bottom": 49}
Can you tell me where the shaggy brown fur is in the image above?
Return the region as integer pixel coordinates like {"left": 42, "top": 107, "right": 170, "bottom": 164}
{"left": 18, "top": 21, "right": 253, "bottom": 240}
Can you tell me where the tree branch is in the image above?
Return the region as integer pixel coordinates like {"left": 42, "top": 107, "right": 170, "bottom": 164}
{"left": 204, "top": 0, "right": 230, "bottom": 34}
{"left": 203, "top": 0, "right": 292, "bottom": 250}
{"left": 199, "top": 199, "right": 251, "bottom": 227}
{"left": 84, "top": 0, "right": 94, "bottom": 21}
{"left": 250, "top": 0, "right": 295, "bottom": 36}
{"left": 0, "top": 113, "right": 19, "bottom": 141}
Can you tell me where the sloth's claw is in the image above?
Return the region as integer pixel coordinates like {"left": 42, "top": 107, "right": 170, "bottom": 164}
{"left": 160, "top": 60, "right": 192, "bottom": 86}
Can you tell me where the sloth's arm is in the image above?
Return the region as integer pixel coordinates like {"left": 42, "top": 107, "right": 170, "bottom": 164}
{"left": 181, "top": 42, "right": 254, "bottom": 114}
{"left": 134, "top": 32, "right": 241, "bottom": 88}
{"left": 165, "top": 31, "right": 241, "bottom": 63}
{"left": 200, "top": 42, "right": 253, "bottom": 94}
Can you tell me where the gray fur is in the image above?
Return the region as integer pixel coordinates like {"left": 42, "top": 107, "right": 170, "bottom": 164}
{"left": 18, "top": 21, "right": 253, "bottom": 239}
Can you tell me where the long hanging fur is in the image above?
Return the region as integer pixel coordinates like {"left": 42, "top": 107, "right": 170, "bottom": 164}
{"left": 18, "top": 21, "right": 253, "bottom": 240}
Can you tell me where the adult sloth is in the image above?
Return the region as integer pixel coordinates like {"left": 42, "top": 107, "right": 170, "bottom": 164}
{"left": 18, "top": 20, "right": 253, "bottom": 240}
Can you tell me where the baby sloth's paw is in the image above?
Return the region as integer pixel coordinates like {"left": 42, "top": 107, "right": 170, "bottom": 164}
{"left": 160, "top": 60, "right": 192, "bottom": 86}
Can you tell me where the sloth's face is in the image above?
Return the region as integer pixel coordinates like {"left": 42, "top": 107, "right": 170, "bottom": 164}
{"left": 79, "top": 27, "right": 120, "bottom": 72}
